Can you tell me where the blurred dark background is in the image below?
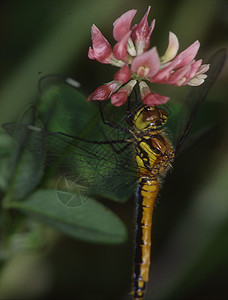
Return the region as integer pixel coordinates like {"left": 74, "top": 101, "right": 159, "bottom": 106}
{"left": 0, "top": 0, "right": 227, "bottom": 299}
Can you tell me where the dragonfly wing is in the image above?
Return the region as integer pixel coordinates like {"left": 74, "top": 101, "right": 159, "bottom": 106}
{"left": 3, "top": 108, "right": 137, "bottom": 202}
{"left": 38, "top": 74, "right": 130, "bottom": 138}
{"left": 169, "top": 49, "right": 226, "bottom": 154}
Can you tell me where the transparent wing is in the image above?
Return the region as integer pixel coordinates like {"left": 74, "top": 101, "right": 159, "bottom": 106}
{"left": 166, "top": 49, "right": 226, "bottom": 154}
{"left": 3, "top": 106, "right": 138, "bottom": 203}
{"left": 37, "top": 74, "right": 131, "bottom": 138}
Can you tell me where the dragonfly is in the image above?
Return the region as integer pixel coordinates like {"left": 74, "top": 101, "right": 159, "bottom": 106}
{"left": 3, "top": 49, "right": 226, "bottom": 300}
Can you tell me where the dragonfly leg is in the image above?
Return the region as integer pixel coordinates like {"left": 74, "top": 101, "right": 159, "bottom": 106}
{"left": 97, "top": 124, "right": 132, "bottom": 154}
{"left": 97, "top": 101, "right": 131, "bottom": 133}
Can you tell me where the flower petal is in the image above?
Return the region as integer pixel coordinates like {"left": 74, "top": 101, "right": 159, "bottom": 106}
{"left": 145, "top": 19, "right": 156, "bottom": 51}
{"left": 87, "top": 81, "right": 122, "bottom": 101}
{"left": 188, "top": 77, "right": 206, "bottom": 86}
{"left": 127, "top": 37, "right": 137, "bottom": 57}
{"left": 196, "top": 63, "right": 210, "bottom": 75}
{"left": 131, "top": 6, "right": 154, "bottom": 55}
{"left": 111, "top": 91, "right": 128, "bottom": 106}
{"left": 131, "top": 47, "right": 160, "bottom": 77}
{"left": 139, "top": 80, "right": 151, "bottom": 97}
{"left": 88, "top": 47, "right": 95, "bottom": 60}
{"left": 160, "top": 32, "right": 179, "bottom": 64}
{"left": 114, "top": 65, "right": 131, "bottom": 84}
{"left": 143, "top": 93, "right": 170, "bottom": 106}
{"left": 187, "top": 62, "right": 210, "bottom": 86}
{"left": 113, "top": 31, "right": 131, "bottom": 61}
{"left": 111, "top": 79, "right": 137, "bottom": 106}
{"left": 88, "top": 25, "right": 112, "bottom": 64}
{"left": 150, "top": 41, "right": 201, "bottom": 84}
{"left": 171, "top": 40, "right": 200, "bottom": 69}
{"left": 113, "top": 9, "right": 137, "bottom": 42}
{"left": 188, "top": 59, "right": 202, "bottom": 79}
{"left": 166, "top": 64, "right": 191, "bottom": 86}
{"left": 139, "top": 81, "right": 169, "bottom": 106}
{"left": 150, "top": 64, "right": 172, "bottom": 83}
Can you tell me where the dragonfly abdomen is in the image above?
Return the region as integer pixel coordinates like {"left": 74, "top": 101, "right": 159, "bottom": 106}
{"left": 132, "top": 177, "right": 158, "bottom": 300}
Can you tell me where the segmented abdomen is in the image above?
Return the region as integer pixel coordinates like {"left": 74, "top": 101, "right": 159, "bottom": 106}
{"left": 132, "top": 177, "right": 159, "bottom": 300}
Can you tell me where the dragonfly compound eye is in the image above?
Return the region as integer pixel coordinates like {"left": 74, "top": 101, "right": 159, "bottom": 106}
{"left": 143, "top": 107, "right": 168, "bottom": 126}
{"left": 134, "top": 106, "right": 168, "bottom": 131}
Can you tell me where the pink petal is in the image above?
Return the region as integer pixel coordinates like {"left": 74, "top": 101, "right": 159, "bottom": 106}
{"left": 143, "top": 93, "right": 170, "bottom": 106}
{"left": 187, "top": 63, "right": 210, "bottom": 86}
{"left": 131, "top": 6, "right": 154, "bottom": 55}
{"left": 150, "top": 41, "right": 200, "bottom": 84}
{"left": 145, "top": 19, "right": 156, "bottom": 51}
{"left": 88, "top": 47, "right": 95, "bottom": 60}
{"left": 161, "top": 32, "right": 179, "bottom": 63}
{"left": 196, "top": 63, "right": 210, "bottom": 75}
{"left": 188, "top": 59, "right": 202, "bottom": 79}
{"left": 113, "top": 31, "right": 131, "bottom": 61}
{"left": 88, "top": 25, "right": 112, "bottom": 64}
{"left": 171, "top": 40, "right": 200, "bottom": 69}
{"left": 114, "top": 65, "right": 131, "bottom": 84}
{"left": 166, "top": 64, "right": 191, "bottom": 86}
{"left": 139, "top": 81, "right": 170, "bottom": 106}
{"left": 131, "top": 47, "right": 160, "bottom": 77}
{"left": 150, "top": 63, "right": 173, "bottom": 83}
{"left": 111, "top": 91, "right": 128, "bottom": 106}
{"left": 113, "top": 9, "right": 137, "bottom": 42}
{"left": 87, "top": 81, "right": 121, "bottom": 101}
{"left": 111, "top": 79, "right": 136, "bottom": 106}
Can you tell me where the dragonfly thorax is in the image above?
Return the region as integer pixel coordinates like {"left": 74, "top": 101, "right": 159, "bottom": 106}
{"left": 133, "top": 106, "right": 168, "bottom": 132}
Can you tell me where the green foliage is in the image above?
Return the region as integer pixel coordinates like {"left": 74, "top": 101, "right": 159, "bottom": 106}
{"left": 9, "top": 189, "right": 127, "bottom": 244}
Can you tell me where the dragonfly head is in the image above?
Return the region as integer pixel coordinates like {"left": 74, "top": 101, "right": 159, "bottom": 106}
{"left": 133, "top": 106, "right": 168, "bottom": 131}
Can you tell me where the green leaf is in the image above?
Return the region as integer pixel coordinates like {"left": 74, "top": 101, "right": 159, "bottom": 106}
{"left": 9, "top": 189, "right": 127, "bottom": 244}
